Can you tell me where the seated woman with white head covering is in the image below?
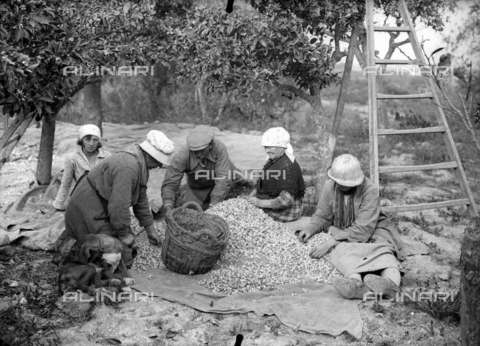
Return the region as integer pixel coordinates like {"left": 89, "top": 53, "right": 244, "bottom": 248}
{"left": 296, "top": 154, "right": 405, "bottom": 299}
{"left": 247, "top": 127, "right": 305, "bottom": 222}
{"left": 53, "top": 124, "right": 110, "bottom": 211}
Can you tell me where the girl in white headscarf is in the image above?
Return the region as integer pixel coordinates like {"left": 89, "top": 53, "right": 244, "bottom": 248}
{"left": 53, "top": 124, "right": 110, "bottom": 210}
{"left": 247, "top": 127, "right": 305, "bottom": 222}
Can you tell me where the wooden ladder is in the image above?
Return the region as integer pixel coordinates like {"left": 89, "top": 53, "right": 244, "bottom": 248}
{"left": 365, "top": 0, "right": 478, "bottom": 216}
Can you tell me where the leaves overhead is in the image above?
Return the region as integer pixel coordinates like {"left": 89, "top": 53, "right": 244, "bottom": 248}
{"left": 161, "top": 5, "right": 337, "bottom": 97}
{"left": 0, "top": 0, "right": 457, "bottom": 123}
{"left": 0, "top": 0, "right": 168, "bottom": 121}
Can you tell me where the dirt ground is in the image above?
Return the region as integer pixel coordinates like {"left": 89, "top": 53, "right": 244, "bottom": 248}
{"left": 0, "top": 119, "right": 472, "bottom": 345}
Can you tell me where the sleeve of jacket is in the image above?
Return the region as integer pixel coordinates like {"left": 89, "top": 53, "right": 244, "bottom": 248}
{"left": 53, "top": 156, "right": 75, "bottom": 210}
{"left": 343, "top": 183, "right": 380, "bottom": 242}
{"left": 305, "top": 179, "right": 335, "bottom": 234}
{"left": 133, "top": 184, "right": 154, "bottom": 228}
{"left": 108, "top": 166, "right": 137, "bottom": 235}
{"left": 210, "top": 142, "right": 232, "bottom": 205}
{"left": 161, "top": 150, "right": 188, "bottom": 208}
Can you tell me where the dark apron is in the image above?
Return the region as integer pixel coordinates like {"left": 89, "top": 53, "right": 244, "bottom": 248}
{"left": 64, "top": 174, "right": 114, "bottom": 242}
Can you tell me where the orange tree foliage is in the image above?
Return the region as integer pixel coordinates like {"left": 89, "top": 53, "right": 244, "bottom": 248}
{"left": 1, "top": 0, "right": 454, "bottom": 123}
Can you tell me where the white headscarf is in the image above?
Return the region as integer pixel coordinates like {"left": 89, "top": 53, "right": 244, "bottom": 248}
{"left": 78, "top": 124, "right": 101, "bottom": 140}
{"left": 261, "top": 127, "right": 295, "bottom": 162}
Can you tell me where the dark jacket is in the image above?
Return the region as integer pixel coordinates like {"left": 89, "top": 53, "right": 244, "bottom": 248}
{"left": 161, "top": 139, "right": 234, "bottom": 207}
{"left": 256, "top": 154, "right": 305, "bottom": 200}
{"left": 85, "top": 145, "right": 154, "bottom": 233}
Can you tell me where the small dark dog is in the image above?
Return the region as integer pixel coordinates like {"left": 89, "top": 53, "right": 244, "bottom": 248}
{"left": 58, "top": 234, "right": 137, "bottom": 295}
{"left": 58, "top": 263, "right": 100, "bottom": 296}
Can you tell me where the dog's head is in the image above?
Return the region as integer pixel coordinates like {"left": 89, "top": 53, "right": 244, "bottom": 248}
{"left": 121, "top": 244, "right": 137, "bottom": 269}
{"left": 101, "top": 252, "right": 122, "bottom": 272}
{"left": 78, "top": 234, "right": 124, "bottom": 263}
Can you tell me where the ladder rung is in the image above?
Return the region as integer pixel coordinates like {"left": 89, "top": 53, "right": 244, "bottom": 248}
{"left": 379, "top": 161, "right": 458, "bottom": 174}
{"left": 377, "top": 92, "right": 433, "bottom": 99}
{"left": 374, "top": 26, "right": 411, "bottom": 32}
{"left": 377, "top": 126, "right": 446, "bottom": 135}
{"left": 375, "top": 59, "right": 418, "bottom": 65}
{"left": 382, "top": 199, "right": 470, "bottom": 213}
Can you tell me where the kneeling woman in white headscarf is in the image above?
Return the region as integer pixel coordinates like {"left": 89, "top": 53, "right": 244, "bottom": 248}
{"left": 247, "top": 127, "right": 305, "bottom": 222}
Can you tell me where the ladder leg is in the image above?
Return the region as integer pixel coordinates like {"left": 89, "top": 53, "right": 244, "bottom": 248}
{"left": 398, "top": 0, "right": 479, "bottom": 216}
{"left": 366, "top": 0, "right": 379, "bottom": 185}
{"left": 428, "top": 79, "right": 479, "bottom": 216}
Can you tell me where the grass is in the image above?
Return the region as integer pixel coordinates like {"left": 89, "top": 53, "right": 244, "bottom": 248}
{"left": 436, "top": 207, "right": 464, "bottom": 226}
{"left": 0, "top": 247, "right": 92, "bottom": 346}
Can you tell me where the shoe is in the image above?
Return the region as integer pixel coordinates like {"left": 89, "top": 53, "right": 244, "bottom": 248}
{"left": 333, "top": 277, "right": 368, "bottom": 299}
{"left": 364, "top": 274, "right": 399, "bottom": 298}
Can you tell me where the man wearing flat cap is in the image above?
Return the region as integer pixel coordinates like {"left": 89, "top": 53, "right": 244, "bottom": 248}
{"left": 161, "top": 125, "right": 235, "bottom": 211}
{"left": 62, "top": 130, "right": 175, "bottom": 248}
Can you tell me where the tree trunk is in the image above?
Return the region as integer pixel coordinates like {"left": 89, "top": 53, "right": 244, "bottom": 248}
{"left": 460, "top": 217, "right": 480, "bottom": 345}
{"left": 196, "top": 75, "right": 208, "bottom": 123}
{"left": 214, "top": 92, "right": 229, "bottom": 124}
{"left": 332, "top": 21, "right": 359, "bottom": 136}
{"left": 144, "top": 62, "right": 169, "bottom": 120}
{"left": 354, "top": 28, "right": 367, "bottom": 69}
{"left": 313, "top": 21, "right": 360, "bottom": 199}
{"left": 36, "top": 115, "right": 56, "bottom": 185}
{"left": 82, "top": 80, "right": 103, "bottom": 133}
{"left": 0, "top": 116, "right": 34, "bottom": 170}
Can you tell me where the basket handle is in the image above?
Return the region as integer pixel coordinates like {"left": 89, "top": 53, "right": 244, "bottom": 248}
{"left": 181, "top": 201, "right": 203, "bottom": 212}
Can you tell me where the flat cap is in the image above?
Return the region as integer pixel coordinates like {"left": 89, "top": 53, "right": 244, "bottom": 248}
{"left": 187, "top": 125, "right": 214, "bottom": 151}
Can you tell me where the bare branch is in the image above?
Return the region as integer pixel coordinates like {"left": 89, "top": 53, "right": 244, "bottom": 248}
{"left": 398, "top": 46, "right": 414, "bottom": 60}
{"left": 392, "top": 38, "right": 410, "bottom": 48}
{"left": 466, "top": 63, "right": 473, "bottom": 102}
{"left": 420, "top": 42, "right": 432, "bottom": 66}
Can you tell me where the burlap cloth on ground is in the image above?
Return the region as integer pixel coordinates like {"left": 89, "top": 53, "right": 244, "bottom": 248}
{"left": 131, "top": 267, "right": 363, "bottom": 339}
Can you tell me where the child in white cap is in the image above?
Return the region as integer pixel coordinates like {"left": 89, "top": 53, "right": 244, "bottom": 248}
{"left": 53, "top": 124, "right": 110, "bottom": 210}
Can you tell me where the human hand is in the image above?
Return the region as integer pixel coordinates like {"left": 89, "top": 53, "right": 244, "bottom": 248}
{"left": 108, "top": 278, "right": 123, "bottom": 287}
{"left": 145, "top": 224, "right": 162, "bottom": 246}
{"left": 328, "top": 226, "right": 348, "bottom": 241}
{"left": 309, "top": 236, "right": 338, "bottom": 259}
{"left": 150, "top": 198, "right": 163, "bottom": 214}
{"left": 52, "top": 200, "right": 65, "bottom": 211}
{"left": 247, "top": 197, "right": 269, "bottom": 208}
{"left": 295, "top": 228, "right": 317, "bottom": 243}
{"left": 119, "top": 233, "right": 135, "bottom": 247}
{"left": 123, "top": 277, "right": 135, "bottom": 286}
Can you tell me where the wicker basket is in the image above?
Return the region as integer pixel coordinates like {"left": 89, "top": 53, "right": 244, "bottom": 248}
{"left": 161, "top": 201, "right": 229, "bottom": 274}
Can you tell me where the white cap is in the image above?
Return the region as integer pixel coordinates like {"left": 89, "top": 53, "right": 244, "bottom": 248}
{"left": 139, "top": 130, "right": 175, "bottom": 166}
{"left": 261, "top": 127, "right": 295, "bottom": 162}
{"left": 327, "top": 154, "right": 365, "bottom": 187}
{"left": 78, "top": 124, "right": 101, "bottom": 140}
{"left": 261, "top": 127, "right": 290, "bottom": 148}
